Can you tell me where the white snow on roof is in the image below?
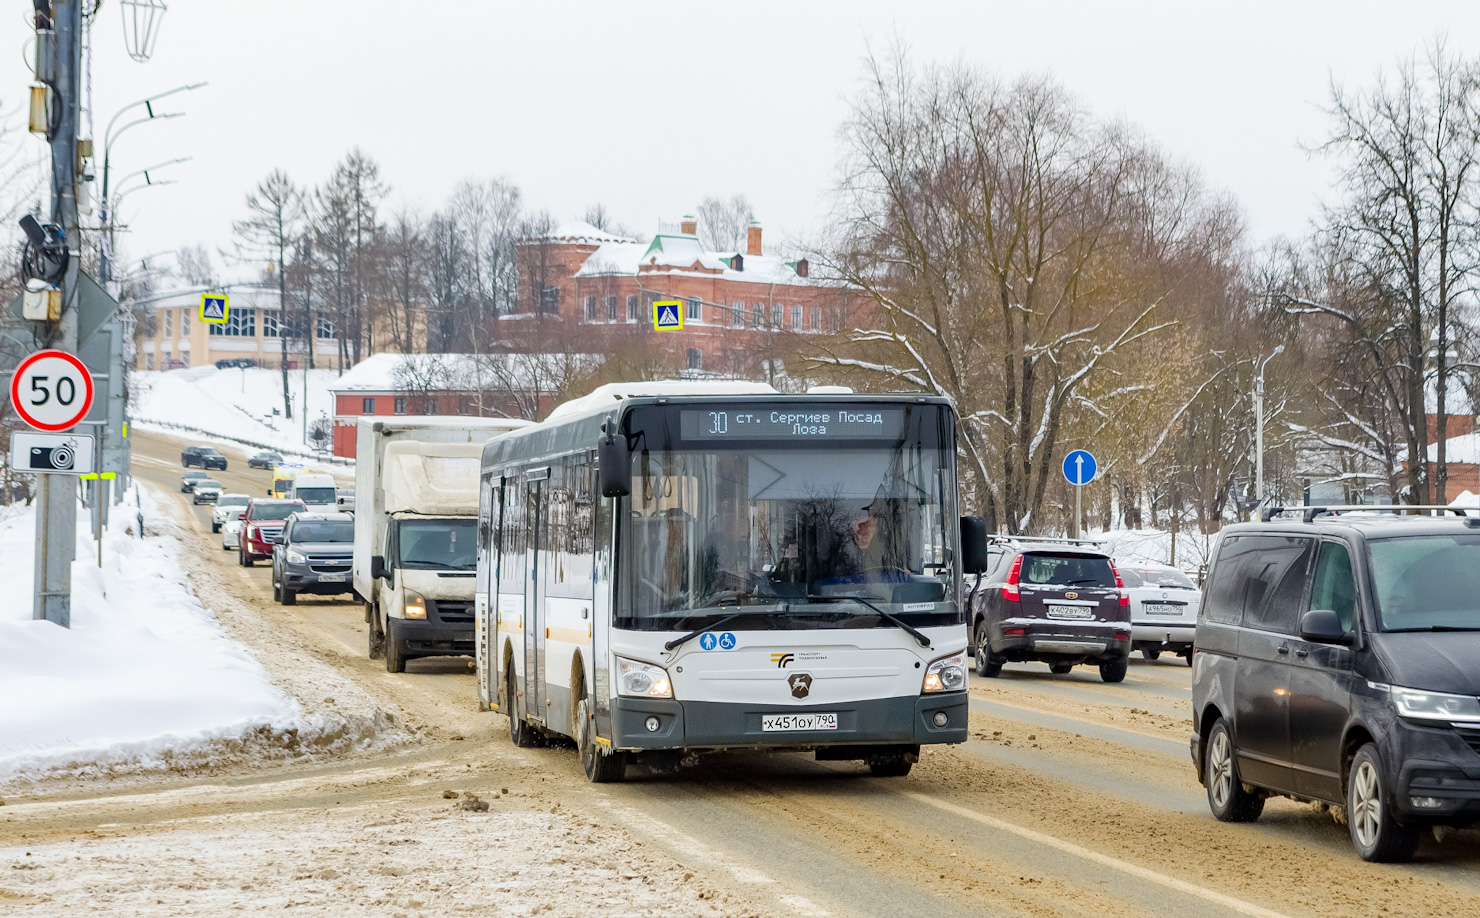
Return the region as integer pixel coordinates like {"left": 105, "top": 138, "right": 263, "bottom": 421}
{"left": 573, "top": 241, "right": 650, "bottom": 277}
{"left": 544, "top": 380, "right": 779, "bottom": 423}
{"left": 1449, "top": 489, "right": 1480, "bottom": 508}
{"left": 1426, "top": 431, "right": 1480, "bottom": 464}
{"left": 530, "top": 221, "right": 635, "bottom": 245}
{"left": 571, "top": 235, "right": 823, "bottom": 287}
{"left": 327, "top": 353, "right": 599, "bottom": 392}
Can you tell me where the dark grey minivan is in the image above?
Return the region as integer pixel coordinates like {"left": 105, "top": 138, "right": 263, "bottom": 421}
{"left": 1191, "top": 508, "right": 1480, "bottom": 862}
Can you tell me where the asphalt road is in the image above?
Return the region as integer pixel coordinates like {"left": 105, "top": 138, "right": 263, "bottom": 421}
{"left": 4, "top": 428, "right": 1479, "bottom": 918}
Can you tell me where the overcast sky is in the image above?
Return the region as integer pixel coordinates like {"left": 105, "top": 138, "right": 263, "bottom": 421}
{"left": 7, "top": 1, "right": 1480, "bottom": 275}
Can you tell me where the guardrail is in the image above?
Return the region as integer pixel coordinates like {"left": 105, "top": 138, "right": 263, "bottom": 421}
{"left": 132, "top": 417, "right": 354, "bottom": 467}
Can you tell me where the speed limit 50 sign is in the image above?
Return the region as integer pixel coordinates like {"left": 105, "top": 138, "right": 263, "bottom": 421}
{"left": 8, "top": 349, "right": 95, "bottom": 432}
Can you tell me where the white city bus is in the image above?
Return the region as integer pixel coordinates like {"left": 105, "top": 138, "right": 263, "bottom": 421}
{"left": 475, "top": 382, "right": 975, "bottom": 782}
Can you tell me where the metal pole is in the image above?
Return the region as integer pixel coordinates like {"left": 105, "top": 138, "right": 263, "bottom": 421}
{"left": 1074, "top": 485, "right": 1082, "bottom": 541}
{"left": 34, "top": 0, "right": 84, "bottom": 628}
{"left": 1255, "top": 373, "right": 1264, "bottom": 507}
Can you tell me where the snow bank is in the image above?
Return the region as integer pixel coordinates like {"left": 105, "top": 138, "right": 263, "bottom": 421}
{"left": 0, "top": 489, "right": 376, "bottom": 787}
{"left": 1092, "top": 527, "right": 1217, "bottom": 572}
{"left": 130, "top": 367, "right": 343, "bottom": 456}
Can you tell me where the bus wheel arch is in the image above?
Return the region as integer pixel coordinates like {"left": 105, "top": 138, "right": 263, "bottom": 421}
{"left": 571, "top": 652, "right": 624, "bottom": 782}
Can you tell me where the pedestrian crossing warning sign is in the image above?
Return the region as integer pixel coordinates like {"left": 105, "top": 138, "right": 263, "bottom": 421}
{"left": 653, "top": 299, "right": 683, "bottom": 331}
{"left": 200, "top": 294, "right": 230, "bottom": 324}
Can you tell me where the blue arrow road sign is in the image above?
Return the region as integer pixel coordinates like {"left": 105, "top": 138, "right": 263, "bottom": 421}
{"left": 1062, "top": 449, "right": 1098, "bottom": 486}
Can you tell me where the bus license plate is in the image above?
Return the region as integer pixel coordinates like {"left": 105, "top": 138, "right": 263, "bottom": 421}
{"left": 762, "top": 713, "right": 837, "bottom": 732}
{"left": 1047, "top": 604, "right": 1092, "bottom": 619}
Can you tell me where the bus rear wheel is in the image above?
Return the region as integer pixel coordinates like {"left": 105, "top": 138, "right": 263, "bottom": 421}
{"left": 577, "top": 697, "right": 625, "bottom": 783}
{"left": 866, "top": 746, "right": 916, "bottom": 777}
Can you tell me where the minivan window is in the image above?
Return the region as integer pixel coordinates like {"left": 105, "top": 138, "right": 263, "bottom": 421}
{"left": 1020, "top": 552, "right": 1114, "bottom": 587}
{"left": 1205, "top": 535, "right": 1313, "bottom": 631}
{"left": 1309, "top": 541, "right": 1358, "bottom": 631}
{"left": 1368, "top": 535, "right": 1480, "bottom": 631}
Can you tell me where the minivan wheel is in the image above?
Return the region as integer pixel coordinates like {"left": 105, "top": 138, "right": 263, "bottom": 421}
{"left": 1205, "top": 719, "right": 1264, "bottom": 822}
{"left": 974, "top": 621, "right": 1001, "bottom": 677}
{"left": 1048, "top": 662, "right": 1073, "bottom": 675}
{"left": 1099, "top": 657, "right": 1129, "bottom": 683}
{"left": 1142, "top": 648, "right": 1161, "bottom": 661}
{"left": 1348, "top": 744, "right": 1421, "bottom": 862}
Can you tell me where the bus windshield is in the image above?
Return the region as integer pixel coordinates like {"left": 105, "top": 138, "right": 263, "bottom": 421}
{"left": 616, "top": 435, "right": 957, "bottom": 631}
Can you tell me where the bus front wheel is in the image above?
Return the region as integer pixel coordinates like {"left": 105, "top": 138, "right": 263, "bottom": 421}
{"left": 577, "top": 697, "right": 625, "bottom": 783}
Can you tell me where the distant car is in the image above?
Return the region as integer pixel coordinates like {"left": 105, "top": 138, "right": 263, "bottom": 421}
{"left": 271, "top": 512, "right": 355, "bottom": 605}
{"left": 336, "top": 490, "right": 356, "bottom": 511}
{"left": 211, "top": 493, "right": 251, "bottom": 533}
{"left": 221, "top": 509, "right": 246, "bottom": 550}
{"left": 191, "top": 479, "right": 224, "bottom": 504}
{"left": 237, "top": 498, "right": 307, "bottom": 567}
{"left": 1120, "top": 563, "right": 1201, "bottom": 664}
{"left": 248, "top": 451, "right": 284, "bottom": 470}
{"left": 214, "top": 358, "right": 257, "bottom": 369}
{"left": 181, "top": 445, "right": 227, "bottom": 471}
{"left": 180, "top": 469, "right": 209, "bottom": 492}
{"left": 970, "top": 538, "right": 1132, "bottom": 683}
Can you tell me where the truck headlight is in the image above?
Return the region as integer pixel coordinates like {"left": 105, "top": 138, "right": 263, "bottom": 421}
{"left": 617, "top": 657, "right": 673, "bottom": 698}
{"left": 922, "top": 651, "right": 966, "bottom": 693}
{"left": 1377, "top": 683, "right": 1480, "bottom": 723}
{"left": 404, "top": 590, "right": 427, "bottom": 620}
{"left": 285, "top": 550, "right": 307, "bottom": 564}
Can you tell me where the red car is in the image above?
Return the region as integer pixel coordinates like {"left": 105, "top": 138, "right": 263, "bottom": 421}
{"left": 237, "top": 498, "right": 307, "bottom": 567}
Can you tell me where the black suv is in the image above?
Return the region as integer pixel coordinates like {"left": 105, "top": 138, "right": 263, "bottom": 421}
{"left": 271, "top": 512, "right": 355, "bottom": 605}
{"left": 181, "top": 445, "right": 228, "bottom": 471}
{"left": 1191, "top": 507, "right": 1480, "bottom": 862}
{"left": 969, "top": 538, "right": 1131, "bottom": 682}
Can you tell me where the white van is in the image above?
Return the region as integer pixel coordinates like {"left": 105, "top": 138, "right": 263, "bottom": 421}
{"left": 289, "top": 471, "right": 338, "bottom": 509}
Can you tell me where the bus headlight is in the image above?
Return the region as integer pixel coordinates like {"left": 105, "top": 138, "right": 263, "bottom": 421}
{"left": 404, "top": 590, "right": 427, "bottom": 620}
{"left": 922, "top": 652, "right": 966, "bottom": 693}
{"left": 617, "top": 657, "right": 673, "bottom": 698}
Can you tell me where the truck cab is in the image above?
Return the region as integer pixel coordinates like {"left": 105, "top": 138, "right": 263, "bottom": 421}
{"left": 289, "top": 471, "right": 338, "bottom": 509}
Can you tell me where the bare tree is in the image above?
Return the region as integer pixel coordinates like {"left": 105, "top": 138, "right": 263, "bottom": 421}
{"left": 696, "top": 194, "right": 755, "bottom": 251}
{"left": 377, "top": 208, "right": 429, "bottom": 354}
{"left": 233, "top": 169, "right": 305, "bottom": 417}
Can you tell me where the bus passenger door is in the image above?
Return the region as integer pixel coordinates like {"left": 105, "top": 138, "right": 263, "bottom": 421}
{"left": 525, "top": 473, "right": 548, "bottom": 721}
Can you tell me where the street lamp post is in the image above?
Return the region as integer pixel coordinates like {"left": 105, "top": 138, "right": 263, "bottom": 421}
{"left": 1255, "top": 344, "right": 1285, "bottom": 508}
{"left": 98, "top": 83, "right": 206, "bottom": 284}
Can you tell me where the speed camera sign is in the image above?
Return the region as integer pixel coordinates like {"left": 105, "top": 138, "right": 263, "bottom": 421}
{"left": 8, "top": 349, "right": 95, "bottom": 432}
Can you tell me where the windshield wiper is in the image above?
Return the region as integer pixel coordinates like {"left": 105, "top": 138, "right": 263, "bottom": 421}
{"left": 805, "top": 594, "right": 933, "bottom": 650}
{"left": 664, "top": 611, "right": 750, "bottom": 652}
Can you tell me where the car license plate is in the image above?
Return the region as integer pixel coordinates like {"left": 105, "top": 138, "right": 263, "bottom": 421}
{"left": 1142, "top": 603, "right": 1182, "bottom": 616}
{"left": 318, "top": 573, "right": 347, "bottom": 583}
{"left": 761, "top": 713, "right": 837, "bottom": 732}
{"left": 1047, "top": 604, "right": 1093, "bottom": 620}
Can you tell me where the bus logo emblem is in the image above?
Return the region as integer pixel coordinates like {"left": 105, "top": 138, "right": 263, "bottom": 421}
{"left": 772, "top": 653, "right": 795, "bottom": 668}
{"left": 788, "top": 673, "right": 812, "bottom": 699}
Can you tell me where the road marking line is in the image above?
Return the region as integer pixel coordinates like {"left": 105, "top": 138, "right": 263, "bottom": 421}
{"left": 899, "top": 791, "right": 1293, "bottom": 918}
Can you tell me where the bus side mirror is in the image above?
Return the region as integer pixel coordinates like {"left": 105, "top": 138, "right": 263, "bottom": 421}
{"left": 598, "top": 434, "right": 631, "bottom": 498}
{"left": 371, "top": 555, "right": 387, "bottom": 581}
{"left": 960, "top": 516, "right": 989, "bottom": 574}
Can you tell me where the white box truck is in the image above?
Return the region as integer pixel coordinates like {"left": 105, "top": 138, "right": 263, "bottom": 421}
{"left": 355, "top": 417, "right": 529, "bottom": 672}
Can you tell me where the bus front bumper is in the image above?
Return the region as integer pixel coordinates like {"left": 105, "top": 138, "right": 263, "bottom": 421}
{"left": 609, "top": 692, "right": 968, "bottom": 752}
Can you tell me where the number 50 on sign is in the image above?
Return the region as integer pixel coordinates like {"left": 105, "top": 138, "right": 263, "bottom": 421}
{"left": 8, "top": 349, "right": 95, "bottom": 431}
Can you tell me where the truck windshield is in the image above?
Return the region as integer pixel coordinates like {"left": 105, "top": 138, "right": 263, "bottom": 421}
{"left": 292, "top": 520, "right": 353, "bottom": 542}
{"left": 397, "top": 519, "right": 477, "bottom": 571}
{"left": 1368, "top": 535, "right": 1480, "bottom": 631}
{"left": 615, "top": 403, "right": 958, "bottom": 632}
{"left": 296, "top": 487, "right": 336, "bottom": 504}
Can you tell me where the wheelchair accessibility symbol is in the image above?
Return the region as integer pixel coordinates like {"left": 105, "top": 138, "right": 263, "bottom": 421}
{"left": 698, "top": 632, "right": 737, "bottom": 651}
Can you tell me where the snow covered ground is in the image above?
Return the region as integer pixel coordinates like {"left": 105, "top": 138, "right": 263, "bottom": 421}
{"left": 0, "top": 489, "right": 368, "bottom": 788}
{"left": 129, "top": 367, "right": 344, "bottom": 458}
{"left": 1092, "top": 527, "right": 1218, "bottom": 573}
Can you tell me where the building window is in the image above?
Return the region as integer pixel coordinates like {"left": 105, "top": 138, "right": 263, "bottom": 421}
{"left": 732, "top": 301, "right": 745, "bottom": 328}
{"left": 685, "top": 297, "right": 701, "bottom": 322}
{"left": 792, "top": 305, "right": 803, "bottom": 329}
{"left": 423, "top": 398, "right": 438, "bottom": 415}
{"left": 584, "top": 296, "right": 597, "bottom": 321}
{"left": 686, "top": 348, "right": 702, "bottom": 370}
{"left": 540, "top": 285, "right": 560, "bottom": 313}
{"left": 752, "top": 302, "right": 764, "bottom": 328}
{"left": 181, "top": 310, "right": 189, "bottom": 336}
{"left": 145, "top": 353, "right": 154, "bottom": 371}
{"left": 163, "top": 310, "right": 172, "bottom": 338}
{"left": 209, "top": 307, "right": 256, "bottom": 337}
{"left": 771, "top": 303, "right": 783, "bottom": 328}
{"left": 810, "top": 306, "right": 822, "bottom": 331}
{"left": 317, "top": 316, "right": 335, "bottom": 339}
{"left": 362, "top": 397, "right": 375, "bottom": 413}
{"left": 829, "top": 308, "right": 842, "bottom": 333}
{"left": 605, "top": 296, "right": 618, "bottom": 321}
{"left": 459, "top": 398, "right": 472, "bottom": 415}
{"left": 626, "top": 294, "right": 639, "bottom": 322}
{"left": 394, "top": 397, "right": 407, "bottom": 415}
